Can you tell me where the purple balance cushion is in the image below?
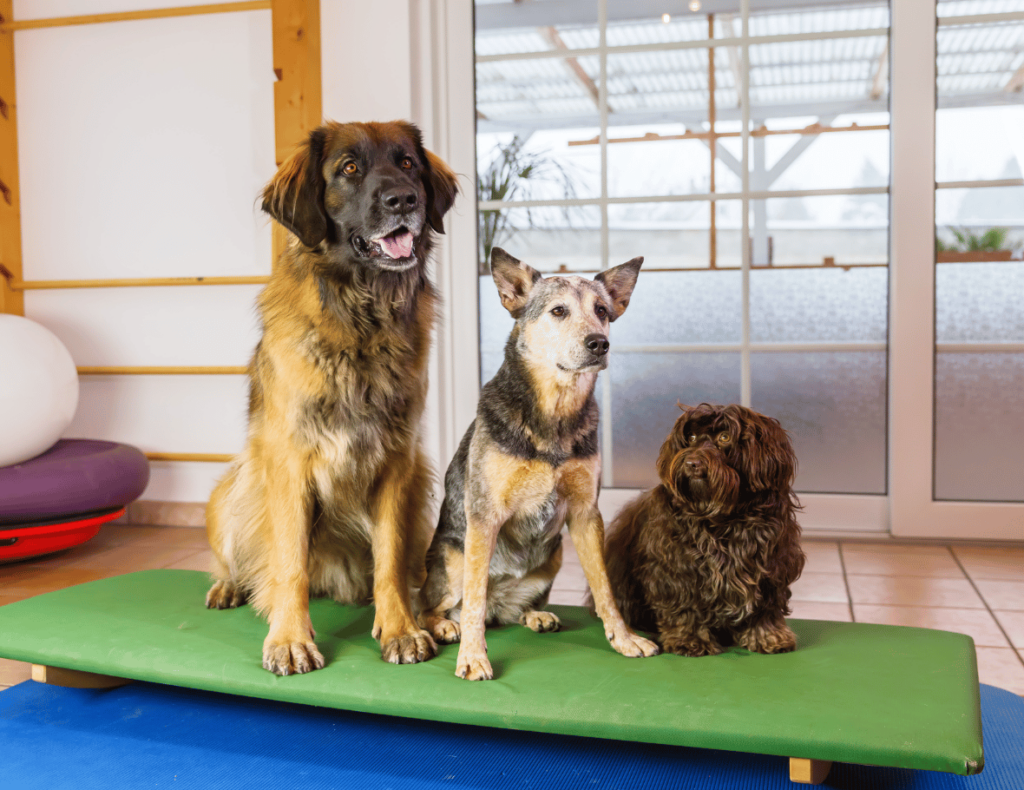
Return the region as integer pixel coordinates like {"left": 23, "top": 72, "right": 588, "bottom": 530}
{"left": 0, "top": 439, "right": 150, "bottom": 525}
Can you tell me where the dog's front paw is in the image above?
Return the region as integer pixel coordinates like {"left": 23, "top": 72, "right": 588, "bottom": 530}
{"left": 608, "top": 628, "right": 660, "bottom": 658}
{"left": 262, "top": 640, "right": 325, "bottom": 676}
{"left": 662, "top": 637, "right": 723, "bottom": 657}
{"left": 380, "top": 627, "right": 437, "bottom": 665}
{"left": 739, "top": 621, "right": 797, "bottom": 654}
{"left": 205, "top": 580, "right": 245, "bottom": 609}
{"left": 519, "top": 610, "right": 561, "bottom": 633}
{"left": 455, "top": 646, "right": 493, "bottom": 681}
{"left": 430, "top": 617, "right": 461, "bottom": 644}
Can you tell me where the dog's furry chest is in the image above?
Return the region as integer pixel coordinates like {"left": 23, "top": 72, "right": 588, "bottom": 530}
{"left": 677, "top": 528, "right": 771, "bottom": 617}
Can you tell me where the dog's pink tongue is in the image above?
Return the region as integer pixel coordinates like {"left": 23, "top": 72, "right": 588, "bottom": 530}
{"left": 380, "top": 231, "right": 414, "bottom": 259}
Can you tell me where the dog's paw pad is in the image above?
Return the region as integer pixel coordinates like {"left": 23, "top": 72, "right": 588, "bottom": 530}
{"left": 611, "top": 631, "right": 660, "bottom": 658}
{"left": 455, "top": 651, "right": 493, "bottom": 681}
{"left": 262, "top": 641, "right": 325, "bottom": 676}
{"left": 205, "top": 580, "right": 245, "bottom": 610}
{"left": 381, "top": 629, "right": 437, "bottom": 665}
{"left": 520, "top": 611, "right": 561, "bottom": 633}
{"left": 431, "top": 618, "right": 461, "bottom": 644}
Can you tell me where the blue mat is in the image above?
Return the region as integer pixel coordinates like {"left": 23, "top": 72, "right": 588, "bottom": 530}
{"left": 1, "top": 681, "right": 1020, "bottom": 789}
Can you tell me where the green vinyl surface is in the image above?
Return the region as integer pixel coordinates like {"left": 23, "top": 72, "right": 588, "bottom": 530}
{"left": 0, "top": 570, "right": 983, "bottom": 775}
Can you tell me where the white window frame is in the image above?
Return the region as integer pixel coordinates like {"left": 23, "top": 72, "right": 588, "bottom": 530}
{"left": 426, "top": 0, "right": 1024, "bottom": 540}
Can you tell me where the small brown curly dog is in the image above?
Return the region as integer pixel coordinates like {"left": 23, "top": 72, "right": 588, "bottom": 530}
{"left": 600, "top": 403, "right": 805, "bottom": 657}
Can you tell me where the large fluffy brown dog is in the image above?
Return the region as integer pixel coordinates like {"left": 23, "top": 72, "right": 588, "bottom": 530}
{"left": 601, "top": 403, "right": 805, "bottom": 657}
{"left": 205, "top": 121, "right": 458, "bottom": 675}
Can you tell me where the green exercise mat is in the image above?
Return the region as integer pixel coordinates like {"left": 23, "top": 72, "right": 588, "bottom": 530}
{"left": 0, "top": 570, "right": 983, "bottom": 775}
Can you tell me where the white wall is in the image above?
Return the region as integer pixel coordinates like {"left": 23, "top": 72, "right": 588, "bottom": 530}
{"left": 14, "top": 1, "right": 461, "bottom": 504}
{"left": 17, "top": 2, "right": 274, "bottom": 502}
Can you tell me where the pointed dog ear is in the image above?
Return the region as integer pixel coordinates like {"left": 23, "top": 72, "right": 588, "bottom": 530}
{"left": 261, "top": 128, "right": 328, "bottom": 248}
{"left": 423, "top": 149, "right": 459, "bottom": 234}
{"left": 595, "top": 256, "right": 644, "bottom": 320}
{"left": 490, "top": 247, "right": 541, "bottom": 318}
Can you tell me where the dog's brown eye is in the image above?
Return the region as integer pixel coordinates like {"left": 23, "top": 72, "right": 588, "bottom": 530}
{"left": 400, "top": 157, "right": 414, "bottom": 170}
{"left": 688, "top": 434, "right": 697, "bottom": 445}
{"left": 551, "top": 306, "right": 567, "bottom": 317}
{"left": 595, "top": 304, "right": 608, "bottom": 320}
{"left": 342, "top": 162, "right": 358, "bottom": 176}
{"left": 718, "top": 432, "right": 731, "bottom": 445}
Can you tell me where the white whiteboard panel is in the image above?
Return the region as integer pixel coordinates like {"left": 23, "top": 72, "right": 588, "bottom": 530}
{"left": 15, "top": 10, "right": 275, "bottom": 280}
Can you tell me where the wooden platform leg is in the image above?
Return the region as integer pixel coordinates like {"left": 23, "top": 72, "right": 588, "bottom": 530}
{"left": 32, "top": 664, "right": 132, "bottom": 689}
{"left": 789, "top": 757, "right": 833, "bottom": 784}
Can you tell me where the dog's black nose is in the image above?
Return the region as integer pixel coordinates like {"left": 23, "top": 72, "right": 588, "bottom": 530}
{"left": 684, "top": 458, "right": 706, "bottom": 478}
{"left": 382, "top": 186, "right": 418, "bottom": 212}
{"left": 585, "top": 334, "right": 609, "bottom": 356}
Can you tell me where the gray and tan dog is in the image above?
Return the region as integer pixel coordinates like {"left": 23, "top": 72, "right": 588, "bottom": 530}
{"left": 419, "top": 248, "right": 660, "bottom": 681}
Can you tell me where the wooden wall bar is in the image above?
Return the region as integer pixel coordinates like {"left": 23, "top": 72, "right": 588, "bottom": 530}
{"left": 0, "top": 0, "right": 22, "bottom": 315}
{"left": 0, "top": 2, "right": 270, "bottom": 32}
{"left": 270, "top": 0, "right": 321, "bottom": 262}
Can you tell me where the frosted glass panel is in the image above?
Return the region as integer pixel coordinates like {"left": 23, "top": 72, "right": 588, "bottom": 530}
{"left": 750, "top": 267, "right": 888, "bottom": 343}
{"left": 936, "top": 263, "right": 1024, "bottom": 343}
{"left": 935, "top": 353, "right": 1024, "bottom": 502}
{"left": 750, "top": 352, "right": 887, "bottom": 494}
{"left": 615, "top": 271, "right": 741, "bottom": 345}
{"left": 610, "top": 353, "right": 741, "bottom": 487}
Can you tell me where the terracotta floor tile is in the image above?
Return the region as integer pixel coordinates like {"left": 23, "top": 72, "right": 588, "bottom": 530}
{"left": 993, "top": 610, "right": 1024, "bottom": 649}
{"left": 840, "top": 549, "right": 964, "bottom": 579}
{"left": 973, "top": 579, "right": 1024, "bottom": 611}
{"left": 165, "top": 550, "right": 214, "bottom": 573}
{"left": 974, "top": 647, "right": 1024, "bottom": 696}
{"left": 95, "top": 525, "right": 209, "bottom": 550}
{"left": 952, "top": 547, "right": 1024, "bottom": 582}
{"left": 3, "top": 567, "right": 114, "bottom": 596}
{"left": 845, "top": 575, "right": 985, "bottom": 608}
{"left": 840, "top": 541, "right": 950, "bottom": 556}
{"left": 789, "top": 572, "right": 849, "bottom": 604}
{"left": 0, "top": 658, "right": 31, "bottom": 686}
{"left": 787, "top": 601, "right": 852, "bottom": 622}
{"left": 852, "top": 604, "right": 1010, "bottom": 647}
{"left": 800, "top": 541, "right": 843, "bottom": 573}
{"left": 0, "top": 592, "right": 34, "bottom": 606}
{"left": 21, "top": 545, "right": 197, "bottom": 573}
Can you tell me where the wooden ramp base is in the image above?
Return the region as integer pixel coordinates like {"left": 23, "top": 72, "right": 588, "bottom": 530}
{"left": 790, "top": 757, "right": 833, "bottom": 784}
{"left": 32, "top": 664, "right": 132, "bottom": 689}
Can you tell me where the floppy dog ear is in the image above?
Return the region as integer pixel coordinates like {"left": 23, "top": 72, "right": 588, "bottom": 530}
{"left": 655, "top": 404, "right": 693, "bottom": 501}
{"left": 595, "top": 257, "right": 644, "bottom": 320}
{"left": 491, "top": 247, "right": 541, "bottom": 318}
{"left": 261, "top": 128, "right": 328, "bottom": 248}
{"left": 423, "top": 149, "right": 459, "bottom": 235}
{"left": 733, "top": 406, "right": 797, "bottom": 493}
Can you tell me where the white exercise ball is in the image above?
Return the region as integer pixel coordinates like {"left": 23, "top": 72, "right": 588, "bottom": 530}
{"left": 0, "top": 314, "right": 79, "bottom": 467}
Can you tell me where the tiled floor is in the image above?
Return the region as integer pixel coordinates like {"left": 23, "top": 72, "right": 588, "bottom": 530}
{"left": 2, "top": 530, "right": 1023, "bottom": 695}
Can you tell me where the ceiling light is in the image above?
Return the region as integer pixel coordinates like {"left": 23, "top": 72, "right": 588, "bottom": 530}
{"left": 662, "top": 13, "right": 671, "bottom": 23}
{"left": 689, "top": 0, "right": 702, "bottom": 11}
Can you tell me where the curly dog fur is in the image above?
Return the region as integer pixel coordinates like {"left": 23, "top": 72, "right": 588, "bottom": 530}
{"left": 600, "top": 403, "right": 805, "bottom": 657}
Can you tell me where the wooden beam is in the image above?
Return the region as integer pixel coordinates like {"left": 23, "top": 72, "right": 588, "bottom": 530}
{"left": 0, "top": 0, "right": 22, "bottom": 315}
{"left": 32, "top": 664, "right": 131, "bottom": 689}
{"left": 78, "top": 366, "right": 247, "bottom": 375}
{"left": 146, "top": 452, "right": 234, "bottom": 462}
{"left": 0, "top": 2, "right": 270, "bottom": 32}
{"left": 1005, "top": 61, "right": 1024, "bottom": 92}
{"left": 789, "top": 758, "right": 833, "bottom": 784}
{"left": 870, "top": 39, "right": 889, "bottom": 100}
{"left": 539, "top": 26, "right": 601, "bottom": 109}
{"left": 270, "top": 0, "right": 322, "bottom": 262}
{"left": 12, "top": 275, "right": 269, "bottom": 290}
